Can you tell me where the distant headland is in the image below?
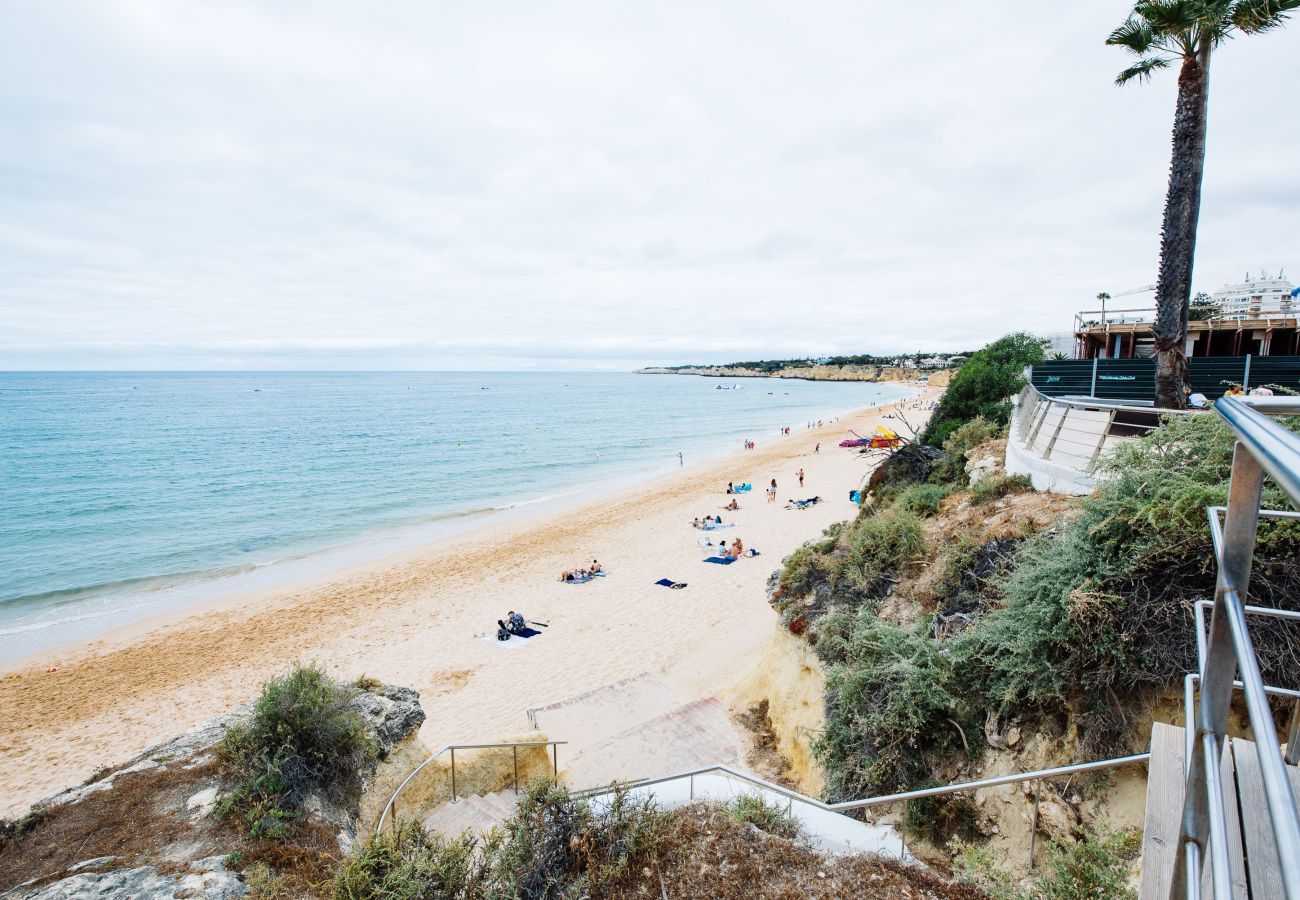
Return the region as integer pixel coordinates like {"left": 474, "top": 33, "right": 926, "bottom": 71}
{"left": 636, "top": 353, "right": 965, "bottom": 386}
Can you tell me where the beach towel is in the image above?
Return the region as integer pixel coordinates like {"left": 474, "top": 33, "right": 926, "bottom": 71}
{"left": 655, "top": 578, "right": 688, "bottom": 589}
{"left": 849, "top": 490, "right": 862, "bottom": 503}
{"left": 564, "top": 575, "right": 594, "bottom": 584}
{"left": 735, "top": 483, "right": 752, "bottom": 492}
{"left": 704, "top": 556, "right": 736, "bottom": 565}
{"left": 484, "top": 632, "right": 533, "bottom": 649}
{"left": 515, "top": 627, "right": 542, "bottom": 638}
{"left": 699, "top": 523, "right": 734, "bottom": 531}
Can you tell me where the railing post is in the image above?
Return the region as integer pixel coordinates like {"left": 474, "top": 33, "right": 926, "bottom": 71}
{"left": 513, "top": 745, "right": 520, "bottom": 795}
{"left": 1243, "top": 354, "right": 1252, "bottom": 391}
{"left": 552, "top": 743, "right": 559, "bottom": 780}
{"left": 450, "top": 748, "right": 457, "bottom": 803}
{"left": 1028, "top": 780, "right": 1040, "bottom": 870}
{"left": 1043, "top": 406, "right": 1068, "bottom": 460}
{"left": 1088, "top": 409, "right": 1116, "bottom": 473}
{"left": 690, "top": 774, "right": 694, "bottom": 800}
{"left": 1091, "top": 357, "right": 1098, "bottom": 398}
{"left": 1027, "top": 399, "right": 1053, "bottom": 449}
{"left": 1286, "top": 700, "right": 1300, "bottom": 767}
{"left": 1170, "top": 444, "right": 1264, "bottom": 899}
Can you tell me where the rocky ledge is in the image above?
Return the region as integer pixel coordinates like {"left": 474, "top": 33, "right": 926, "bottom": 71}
{"left": 0, "top": 682, "right": 425, "bottom": 899}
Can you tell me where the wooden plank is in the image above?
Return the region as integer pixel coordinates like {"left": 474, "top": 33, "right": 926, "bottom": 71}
{"left": 1200, "top": 739, "right": 1249, "bottom": 899}
{"left": 1140, "top": 723, "right": 1188, "bottom": 900}
{"left": 1232, "top": 738, "right": 1300, "bottom": 900}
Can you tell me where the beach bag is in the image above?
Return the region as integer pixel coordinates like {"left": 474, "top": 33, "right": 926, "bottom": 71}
{"left": 497, "top": 627, "right": 510, "bottom": 641}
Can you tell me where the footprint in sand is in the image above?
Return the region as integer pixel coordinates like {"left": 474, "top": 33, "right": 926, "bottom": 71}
{"left": 429, "top": 668, "right": 475, "bottom": 696}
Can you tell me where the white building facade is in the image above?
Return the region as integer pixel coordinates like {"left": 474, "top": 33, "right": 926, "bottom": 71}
{"left": 1212, "top": 270, "right": 1295, "bottom": 319}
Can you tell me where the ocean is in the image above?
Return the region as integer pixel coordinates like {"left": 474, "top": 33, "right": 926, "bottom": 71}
{"left": 0, "top": 371, "right": 913, "bottom": 661}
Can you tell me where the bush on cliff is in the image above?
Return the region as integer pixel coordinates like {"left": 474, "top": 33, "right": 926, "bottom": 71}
{"left": 778, "top": 408, "right": 1300, "bottom": 805}
{"left": 921, "top": 333, "right": 1046, "bottom": 445}
{"left": 218, "top": 664, "right": 376, "bottom": 838}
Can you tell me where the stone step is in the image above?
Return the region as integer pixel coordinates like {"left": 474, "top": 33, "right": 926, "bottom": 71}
{"left": 421, "top": 789, "right": 521, "bottom": 838}
{"left": 565, "top": 697, "right": 743, "bottom": 791}
{"left": 529, "top": 674, "right": 682, "bottom": 749}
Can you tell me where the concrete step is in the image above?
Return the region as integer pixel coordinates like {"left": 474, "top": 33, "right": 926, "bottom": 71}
{"left": 529, "top": 673, "right": 682, "bottom": 749}
{"left": 422, "top": 789, "right": 521, "bottom": 838}
{"left": 566, "top": 697, "right": 743, "bottom": 791}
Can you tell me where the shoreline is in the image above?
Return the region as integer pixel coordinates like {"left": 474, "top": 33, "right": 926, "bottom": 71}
{"left": 1, "top": 379, "right": 914, "bottom": 664}
{"left": 0, "top": 388, "right": 939, "bottom": 817}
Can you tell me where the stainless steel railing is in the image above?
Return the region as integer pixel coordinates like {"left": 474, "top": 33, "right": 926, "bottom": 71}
{"left": 375, "top": 739, "right": 566, "bottom": 833}
{"left": 579, "top": 754, "right": 1149, "bottom": 867}
{"left": 1013, "top": 385, "right": 1196, "bottom": 476}
{"left": 1170, "top": 397, "right": 1300, "bottom": 899}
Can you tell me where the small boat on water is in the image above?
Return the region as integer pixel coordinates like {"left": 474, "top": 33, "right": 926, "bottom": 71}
{"left": 714, "top": 383, "right": 742, "bottom": 390}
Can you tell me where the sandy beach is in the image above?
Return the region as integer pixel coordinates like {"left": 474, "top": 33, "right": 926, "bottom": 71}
{"left": 0, "top": 388, "right": 939, "bottom": 818}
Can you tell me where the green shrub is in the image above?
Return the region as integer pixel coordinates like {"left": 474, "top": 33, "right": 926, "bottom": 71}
{"left": 929, "top": 417, "right": 1002, "bottom": 486}
{"left": 894, "top": 482, "right": 953, "bottom": 518}
{"left": 969, "top": 473, "right": 1032, "bottom": 506}
{"left": 218, "top": 664, "right": 375, "bottom": 838}
{"left": 814, "top": 613, "right": 972, "bottom": 800}
{"left": 725, "top": 794, "right": 802, "bottom": 840}
{"left": 922, "top": 333, "right": 1046, "bottom": 445}
{"left": 334, "top": 821, "right": 483, "bottom": 899}
{"left": 952, "top": 824, "right": 1140, "bottom": 900}
{"left": 904, "top": 789, "right": 981, "bottom": 847}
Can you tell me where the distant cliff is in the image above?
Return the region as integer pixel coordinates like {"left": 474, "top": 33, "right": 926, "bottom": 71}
{"left": 636, "top": 364, "right": 953, "bottom": 387}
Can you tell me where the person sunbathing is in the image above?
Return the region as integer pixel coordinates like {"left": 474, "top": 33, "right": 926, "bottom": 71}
{"left": 732, "top": 537, "right": 745, "bottom": 557}
{"left": 724, "top": 498, "right": 740, "bottom": 511}
{"left": 590, "top": 560, "right": 603, "bottom": 574}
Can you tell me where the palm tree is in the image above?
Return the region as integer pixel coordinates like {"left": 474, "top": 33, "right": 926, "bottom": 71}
{"left": 1108, "top": 0, "right": 1298, "bottom": 408}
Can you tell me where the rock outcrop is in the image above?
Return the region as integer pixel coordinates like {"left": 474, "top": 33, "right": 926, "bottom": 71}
{"left": 0, "top": 682, "right": 425, "bottom": 899}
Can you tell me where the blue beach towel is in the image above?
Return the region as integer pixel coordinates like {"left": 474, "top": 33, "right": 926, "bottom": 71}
{"left": 704, "top": 556, "right": 736, "bottom": 565}
{"left": 655, "top": 578, "right": 688, "bottom": 589}
{"left": 849, "top": 490, "right": 862, "bottom": 503}
{"left": 516, "top": 627, "right": 542, "bottom": 638}
{"left": 735, "top": 483, "right": 752, "bottom": 492}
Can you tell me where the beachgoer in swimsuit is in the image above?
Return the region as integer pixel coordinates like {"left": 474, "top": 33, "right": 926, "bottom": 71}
{"left": 591, "top": 560, "right": 603, "bottom": 574}
{"left": 797, "top": 468, "right": 805, "bottom": 487}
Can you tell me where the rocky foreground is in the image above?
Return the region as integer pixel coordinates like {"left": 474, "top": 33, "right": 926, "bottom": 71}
{"left": 0, "top": 683, "right": 424, "bottom": 899}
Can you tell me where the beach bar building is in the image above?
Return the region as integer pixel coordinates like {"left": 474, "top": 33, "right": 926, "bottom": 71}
{"left": 1073, "top": 272, "right": 1300, "bottom": 360}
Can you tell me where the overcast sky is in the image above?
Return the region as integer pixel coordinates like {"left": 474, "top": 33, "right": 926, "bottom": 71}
{"left": 1, "top": 2, "right": 1296, "bottom": 371}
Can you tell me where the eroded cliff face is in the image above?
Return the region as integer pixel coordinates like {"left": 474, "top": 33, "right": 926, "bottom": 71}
{"left": 728, "top": 623, "right": 827, "bottom": 797}
{"left": 638, "top": 364, "right": 953, "bottom": 387}
{"left": 0, "top": 683, "right": 426, "bottom": 899}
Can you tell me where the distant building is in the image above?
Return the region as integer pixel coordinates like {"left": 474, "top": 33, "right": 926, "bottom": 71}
{"left": 1212, "top": 270, "right": 1295, "bottom": 320}
{"left": 1073, "top": 269, "right": 1298, "bottom": 359}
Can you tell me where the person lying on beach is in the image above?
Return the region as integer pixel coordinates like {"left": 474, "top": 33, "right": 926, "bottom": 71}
{"left": 590, "top": 560, "right": 603, "bottom": 574}
{"left": 561, "top": 569, "right": 589, "bottom": 582}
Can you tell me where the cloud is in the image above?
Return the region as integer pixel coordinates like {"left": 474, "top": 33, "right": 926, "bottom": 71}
{"left": 0, "top": 1, "right": 1297, "bottom": 370}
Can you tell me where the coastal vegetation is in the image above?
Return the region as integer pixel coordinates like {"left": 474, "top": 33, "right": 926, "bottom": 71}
{"left": 919, "top": 332, "right": 1045, "bottom": 445}
{"left": 1107, "top": 0, "right": 1299, "bottom": 408}
{"left": 336, "top": 782, "right": 977, "bottom": 899}
{"left": 217, "top": 664, "right": 376, "bottom": 839}
{"left": 772, "top": 332, "right": 1300, "bottom": 861}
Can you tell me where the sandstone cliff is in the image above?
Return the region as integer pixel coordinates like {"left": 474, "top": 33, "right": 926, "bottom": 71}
{"left": 637, "top": 364, "right": 953, "bottom": 387}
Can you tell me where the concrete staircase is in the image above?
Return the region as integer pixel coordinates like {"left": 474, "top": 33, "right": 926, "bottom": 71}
{"left": 529, "top": 674, "right": 745, "bottom": 791}
{"left": 422, "top": 789, "right": 520, "bottom": 837}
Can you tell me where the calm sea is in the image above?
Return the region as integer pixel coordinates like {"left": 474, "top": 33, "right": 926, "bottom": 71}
{"left": 0, "top": 371, "right": 912, "bottom": 661}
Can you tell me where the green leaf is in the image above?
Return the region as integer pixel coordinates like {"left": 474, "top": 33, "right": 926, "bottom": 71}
{"left": 1115, "top": 56, "right": 1171, "bottom": 85}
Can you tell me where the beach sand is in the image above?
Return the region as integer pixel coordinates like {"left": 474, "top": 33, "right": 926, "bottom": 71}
{"left": 0, "top": 389, "right": 939, "bottom": 817}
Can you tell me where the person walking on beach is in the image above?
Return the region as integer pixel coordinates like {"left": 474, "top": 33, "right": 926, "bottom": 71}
{"left": 797, "top": 468, "right": 805, "bottom": 488}
{"left": 814, "top": 443, "right": 820, "bottom": 454}
{"left": 678, "top": 451, "right": 683, "bottom": 467}
{"left": 768, "top": 478, "right": 777, "bottom": 503}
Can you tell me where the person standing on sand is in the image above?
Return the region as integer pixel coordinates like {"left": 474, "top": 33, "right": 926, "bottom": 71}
{"left": 797, "top": 468, "right": 805, "bottom": 488}
{"left": 815, "top": 443, "right": 820, "bottom": 454}
{"left": 678, "top": 451, "right": 683, "bottom": 467}
{"left": 768, "top": 478, "right": 777, "bottom": 503}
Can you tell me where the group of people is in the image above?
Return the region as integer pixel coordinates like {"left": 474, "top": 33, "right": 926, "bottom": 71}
{"left": 1188, "top": 383, "right": 1275, "bottom": 409}
{"left": 559, "top": 560, "right": 603, "bottom": 581}
{"left": 692, "top": 514, "right": 725, "bottom": 528}
{"left": 742, "top": 438, "right": 756, "bottom": 450}
{"left": 495, "top": 610, "right": 528, "bottom": 641}
{"left": 713, "top": 537, "right": 749, "bottom": 559}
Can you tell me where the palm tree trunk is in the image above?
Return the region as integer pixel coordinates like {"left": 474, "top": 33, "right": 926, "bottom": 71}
{"left": 1152, "top": 48, "right": 1211, "bottom": 409}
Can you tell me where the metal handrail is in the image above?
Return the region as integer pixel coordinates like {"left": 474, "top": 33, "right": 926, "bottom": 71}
{"left": 1169, "top": 396, "right": 1300, "bottom": 898}
{"left": 375, "top": 739, "right": 566, "bottom": 833}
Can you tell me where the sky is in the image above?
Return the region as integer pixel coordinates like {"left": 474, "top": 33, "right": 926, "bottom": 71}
{"left": 1, "top": 2, "right": 1297, "bottom": 371}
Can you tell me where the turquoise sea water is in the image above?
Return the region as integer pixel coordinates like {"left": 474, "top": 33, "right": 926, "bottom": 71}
{"left": 0, "top": 372, "right": 912, "bottom": 661}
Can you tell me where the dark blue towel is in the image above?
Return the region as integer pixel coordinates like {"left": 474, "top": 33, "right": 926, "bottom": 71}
{"left": 516, "top": 627, "right": 542, "bottom": 638}
{"left": 704, "top": 556, "right": 735, "bottom": 565}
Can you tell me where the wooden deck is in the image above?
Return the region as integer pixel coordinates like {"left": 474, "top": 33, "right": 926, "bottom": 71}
{"left": 1140, "top": 723, "right": 1300, "bottom": 899}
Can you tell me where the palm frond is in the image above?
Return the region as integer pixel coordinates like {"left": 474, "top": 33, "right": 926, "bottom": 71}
{"left": 1107, "top": 15, "right": 1158, "bottom": 53}
{"left": 1230, "top": 0, "right": 1300, "bottom": 33}
{"left": 1134, "top": 0, "right": 1201, "bottom": 35}
{"left": 1115, "top": 56, "right": 1172, "bottom": 85}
